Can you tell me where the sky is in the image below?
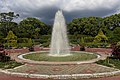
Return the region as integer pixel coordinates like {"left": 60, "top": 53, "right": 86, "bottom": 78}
{"left": 0, "top": 0, "right": 120, "bottom": 24}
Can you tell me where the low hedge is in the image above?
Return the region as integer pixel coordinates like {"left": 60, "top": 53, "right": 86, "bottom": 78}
{"left": 85, "top": 42, "right": 109, "bottom": 48}
{"left": 0, "top": 61, "right": 23, "bottom": 69}
{"left": 96, "top": 58, "right": 120, "bottom": 69}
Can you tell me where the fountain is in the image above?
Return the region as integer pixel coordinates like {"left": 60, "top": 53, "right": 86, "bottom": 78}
{"left": 49, "top": 10, "right": 70, "bottom": 56}
{"left": 14, "top": 10, "right": 114, "bottom": 80}
{"left": 17, "top": 10, "right": 100, "bottom": 62}
{"left": 18, "top": 10, "right": 99, "bottom": 62}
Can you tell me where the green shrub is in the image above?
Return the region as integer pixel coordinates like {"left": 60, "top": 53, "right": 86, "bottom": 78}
{"left": 5, "top": 31, "right": 17, "bottom": 48}
{"left": 27, "top": 38, "right": 33, "bottom": 47}
{"left": 69, "top": 39, "right": 78, "bottom": 44}
{"left": 17, "top": 38, "right": 29, "bottom": 43}
{"left": 42, "top": 42, "right": 50, "bottom": 47}
{"left": 40, "top": 35, "right": 51, "bottom": 40}
{"left": 96, "top": 58, "right": 120, "bottom": 69}
{"left": 17, "top": 43, "right": 29, "bottom": 48}
{"left": 85, "top": 42, "right": 108, "bottom": 48}
{"left": 84, "top": 37, "right": 94, "bottom": 43}
{"left": 0, "top": 61, "right": 23, "bottom": 69}
{"left": 33, "top": 39, "right": 49, "bottom": 45}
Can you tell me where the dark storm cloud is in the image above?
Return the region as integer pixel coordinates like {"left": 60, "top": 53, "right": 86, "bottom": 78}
{"left": 64, "top": 8, "right": 116, "bottom": 22}
{"left": 0, "top": 0, "right": 120, "bottom": 24}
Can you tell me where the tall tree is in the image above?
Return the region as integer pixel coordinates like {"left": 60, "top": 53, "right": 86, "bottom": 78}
{"left": 18, "top": 17, "right": 48, "bottom": 38}
{"left": 103, "top": 14, "right": 120, "bottom": 30}
{"left": 68, "top": 17, "right": 104, "bottom": 36}
{"left": 0, "top": 12, "right": 19, "bottom": 37}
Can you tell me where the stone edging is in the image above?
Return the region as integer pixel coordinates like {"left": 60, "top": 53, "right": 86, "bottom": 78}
{"left": 0, "top": 68, "right": 120, "bottom": 79}
{"left": 16, "top": 51, "right": 105, "bottom": 65}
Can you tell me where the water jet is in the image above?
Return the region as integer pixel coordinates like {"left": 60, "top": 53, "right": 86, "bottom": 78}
{"left": 49, "top": 10, "right": 70, "bottom": 56}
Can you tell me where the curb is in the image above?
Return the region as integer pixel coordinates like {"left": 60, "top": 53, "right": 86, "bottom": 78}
{"left": 0, "top": 69, "right": 120, "bottom": 79}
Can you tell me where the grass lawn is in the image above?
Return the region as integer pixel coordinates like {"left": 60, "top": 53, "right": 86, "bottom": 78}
{"left": 23, "top": 52, "right": 97, "bottom": 62}
{"left": 96, "top": 58, "right": 120, "bottom": 69}
{"left": 0, "top": 61, "right": 23, "bottom": 69}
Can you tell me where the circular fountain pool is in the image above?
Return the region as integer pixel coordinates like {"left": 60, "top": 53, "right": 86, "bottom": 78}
{"left": 18, "top": 51, "right": 100, "bottom": 63}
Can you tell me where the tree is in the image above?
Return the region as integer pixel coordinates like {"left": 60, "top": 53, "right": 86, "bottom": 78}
{"left": 0, "top": 12, "right": 19, "bottom": 22}
{"left": 17, "top": 17, "right": 48, "bottom": 38}
{"left": 111, "top": 41, "right": 120, "bottom": 58}
{"left": 68, "top": 13, "right": 120, "bottom": 38}
{"left": 68, "top": 17, "right": 104, "bottom": 36}
{"left": 0, "top": 12, "right": 19, "bottom": 37}
{"left": 94, "top": 29, "right": 108, "bottom": 42}
{"left": 79, "top": 37, "right": 85, "bottom": 51}
{"left": 5, "top": 31, "right": 17, "bottom": 48}
{"left": 103, "top": 14, "right": 120, "bottom": 30}
{"left": 27, "top": 38, "right": 33, "bottom": 47}
{"left": 112, "top": 27, "right": 120, "bottom": 42}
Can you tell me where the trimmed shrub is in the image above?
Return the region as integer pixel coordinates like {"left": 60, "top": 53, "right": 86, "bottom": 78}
{"left": 42, "top": 42, "right": 50, "bottom": 47}
{"left": 17, "top": 38, "right": 29, "bottom": 43}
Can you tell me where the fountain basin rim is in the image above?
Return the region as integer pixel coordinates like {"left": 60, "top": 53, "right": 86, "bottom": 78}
{"left": 17, "top": 51, "right": 102, "bottom": 65}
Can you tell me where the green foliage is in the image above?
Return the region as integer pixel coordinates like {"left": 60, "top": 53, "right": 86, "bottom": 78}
{"left": 6, "top": 31, "right": 17, "bottom": 40}
{"left": 0, "top": 61, "right": 23, "bottom": 69}
{"left": 79, "top": 37, "right": 85, "bottom": 51}
{"left": 32, "top": 35, "right": 51, "bottom": 46}
{"left": 112, "top": 27, "right": 120, "bottom": 42}
{"left": 0, "top": 12, "right": 19, "bottom": 22}
{"left": 94, "top": 29, "right": 108, "bottom": 42}
{"left": 27, "top": 38, "right": 33, "bottom": 47}
{"left": 96, "top": 58, "right": 120, "bottom": 69}
{"left": 68, "top": 13, "right": 120, "bottom": 42}
{"left": 17, "top": 17, "right": 49, "bottom": 38}
{"left": 42, "top": 42, "right": 50, "bottom": 47}
{"left": 103, "top": 14, "right": 120, "bottom": 30}
{"left": 5, "top": 31, "right": 17, "bottom": 48}
{"left": 17, "top": 38, "right": 29, "bottom": 43}
{"left": 0, "top": 12, "right": 19, "bottom": 37}
{"left": 17, "top": 38, "right": 33, "bottom": 48}
{"left": 0, "top": 53, "right": 10, "bottom": 62}
{"left": 80, "top": 37, "right": 84, "bottom": 43}
{"left": 117, "top": 41, "right": 120, "bottom": 46}
{"left": 68, "top": 35, "right": 92, "bottom": 45}
{"left": 84, "top": 36, "right": 94, "bottom": 43}
{"left": 17, "top": 43, "right": 28, "bottom": 48}
{"left": 85, "top": 42, "right": 108, "bottom": 48}
{"left": 68, "top": 17, "right": 104, "bottom": 36}
{"left": 0, "top": 11, "right": 120, "bottom": 44}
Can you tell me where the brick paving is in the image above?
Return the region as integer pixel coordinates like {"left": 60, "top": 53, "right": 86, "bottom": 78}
{"left": 9, "top": 63, "right": 118, "bottom": 75}
{"left": 0, "top": 48, "right": 120, "bottom": 80}
{"left": 0, "top": 72, "right": 45, "bottom": 80}
{"left": 0, "top": 72, "right": 120, "bottom": 80}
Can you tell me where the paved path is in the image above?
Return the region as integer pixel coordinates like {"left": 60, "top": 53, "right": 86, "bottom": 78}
{"left": 0, "top": 72, "right": 120, "bottom": 80}
{"left": 10, "top": 63, "right": 118, "bottom": 75}
{"left": 0, "top": 72, "right": 45, "bottom": 80}
{"left": 1, "top": 48, "right": 120, "bottom": 80}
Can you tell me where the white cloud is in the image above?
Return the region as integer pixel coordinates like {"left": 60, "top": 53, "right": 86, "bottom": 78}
{"left": 61, "top": 0, "right": 120, "bottom": 12}
{"left": 0, "top": 0, "right": 120, "bottom": 23}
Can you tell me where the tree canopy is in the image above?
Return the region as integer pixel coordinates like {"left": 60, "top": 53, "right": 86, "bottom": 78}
{"left": 0, "top": 11, "right": 120, "bottom": 44}
{"left": 16, "top": 17, "right": 49, "bottom": 38}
